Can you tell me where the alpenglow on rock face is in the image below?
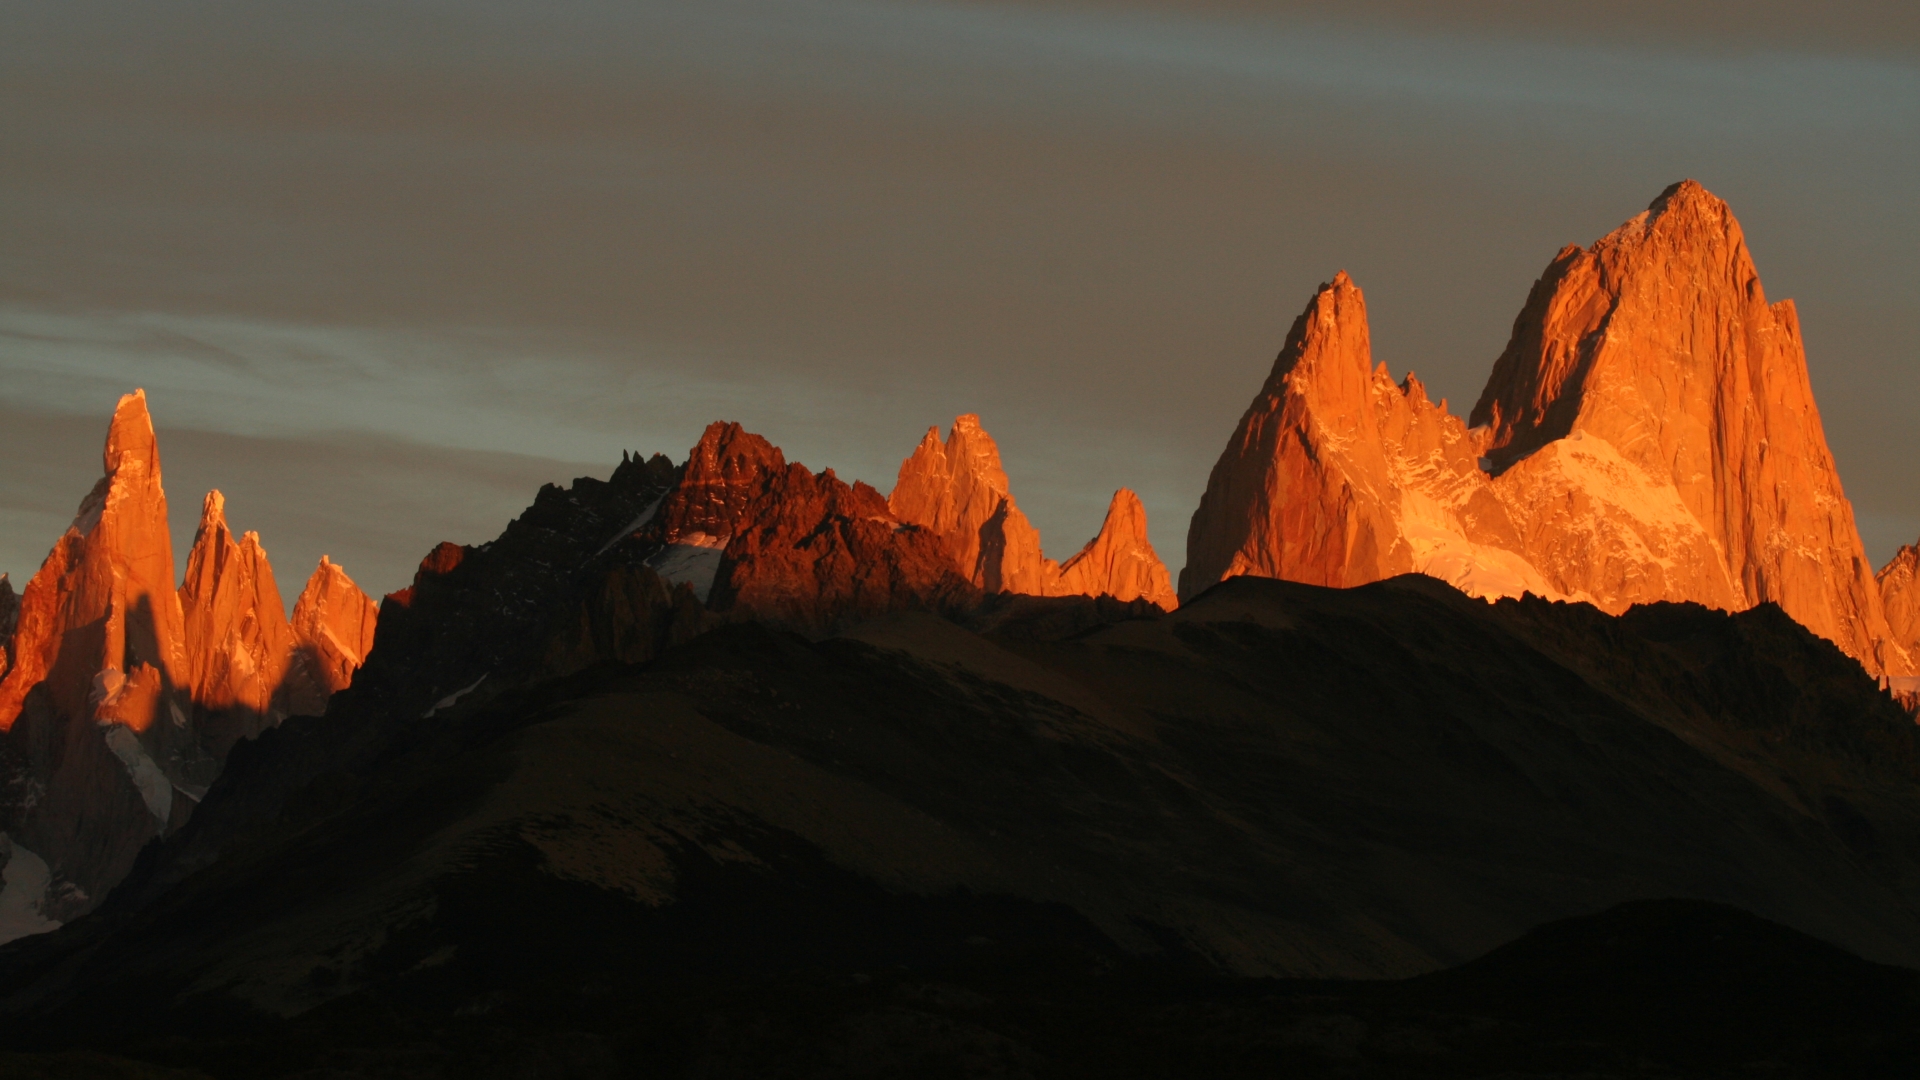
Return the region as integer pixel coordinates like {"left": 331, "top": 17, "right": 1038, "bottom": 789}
{"left": 645, "top": 421, "right": 977, "bottom": 636}
{"left": 889, "top": 415, "right": 1054, "bottom": 595}
{"left": 1879, "top": 544, "right": 1920, "bottom": 662}
{"left": 1182, "top": 181, "right": 1910, "bottom": 677}
{"left": 285, "top": 557, "right": 380, "bottom": 718}
{"left": 0, "top": 391, "right": 376, "bottom": 930}
{"left": 891, "top": 415, "right": 1177, "bottom": 610}
{"left": 180, "top": 490, "right": 296, "bottom": 757}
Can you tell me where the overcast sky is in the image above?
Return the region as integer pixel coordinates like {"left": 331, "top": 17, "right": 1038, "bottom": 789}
{"left": 3, "top": 0, "right": 1916, "bottom": 601}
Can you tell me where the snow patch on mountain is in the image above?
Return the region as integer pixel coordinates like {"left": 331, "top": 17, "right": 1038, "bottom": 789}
{"left": 648, "top": 533, "right": 727, "bottom": 602}
{"left": 0, "top": 833, "right": 60, "bottom": 946}
{"left": 102, "top": 723, "right": 175, "bottom": 824}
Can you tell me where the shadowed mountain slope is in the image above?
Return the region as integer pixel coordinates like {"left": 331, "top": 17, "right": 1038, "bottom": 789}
{"left": 0, "top": 404, "right": 1915, "bottom": 1073}
{"left": 6, "top": 569, "right": 1920, "bottom": 1028}
{"left": 0, "top": 393, "right": 377, "bottom": 931}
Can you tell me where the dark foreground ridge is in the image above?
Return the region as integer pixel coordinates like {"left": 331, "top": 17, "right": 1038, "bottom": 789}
{"left": 5, "top": 898, "right": 1918, "bottom": 1078}
{"left": 3, "top": 429, "right": 1920, "bottom": 1076}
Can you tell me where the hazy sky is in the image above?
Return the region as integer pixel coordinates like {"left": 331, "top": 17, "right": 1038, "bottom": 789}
{"left": 3, "top": 0, "right": 1916, "bottom": 601}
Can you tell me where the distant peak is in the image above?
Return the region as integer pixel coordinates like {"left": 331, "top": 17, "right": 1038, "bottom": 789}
{"left": 1105, "top": 488, "right": 1148, "bottom": 532}
{"left": 104, "top": 388, "right": 159, "bottom": 476}
{"left": 689, "top": 421, "right": 785, "bottom": 474}
{"left": 1315, "top": 271, "right": 1365, "bottom": 310}
{"left": 305, "top": 554, "right": 359, "bottom": 591}
{"left": 1642, "top": 179, "right": 1731, "bottom": 231}
{"left": 198, "top": 490, "right": 228, "bottom": 529}
{"left": 1652, "top": 178, "right": 1708, "bottom": 207}
{"left": 300, "top": 555, "right": 365, "bottom": 601}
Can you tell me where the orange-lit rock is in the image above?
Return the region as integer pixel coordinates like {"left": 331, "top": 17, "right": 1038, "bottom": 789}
{"left": 0, "top": 574, "right": 17, "bottom": 681}
{"left": 1878, "top": 543, "right": 1920, "bottom": 659}
{"left": 0, "top": 390, "right": 191, "bottom": 735}
{"left": 892, "top": 415, "right": 1178, "bottom": 608}
{"left": 1182, "top": 182, "right": 1910, "bottom": 676}
{"left": 0, "top": 390, "right": 200, "bottom": 917}
{"left": 1181, "top": 273, "right": 1551, "bottom": 603}
{"left": 889, "top": 415, "right": 1053, "bottom": 594}
{"left": 1474, "top": 179, "right": 1901, "bottom": 673}
{"left": 179, "top": 491, "right": 295, "bottom": 752}
{"left": 659, "top": 422, "right": 976, "bottom": 635}
{"left": 0, "top": 391, "right": 379, "bottom": 923}
{"left": 285, "top": 556, "right": 379, "bottom": 716}
{"left": 1055, "top": 489, "right": 1179, "bottom": 611}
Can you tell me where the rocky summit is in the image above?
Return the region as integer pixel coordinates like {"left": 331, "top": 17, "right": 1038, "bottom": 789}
{"left": 892, "top": 414, "right": 1178, "bottom": 609}
{"left": 1182, "top": 181, "right": 1910, "bottom": 678}
{"left": 179, "top": 491, "right": 296, "bottom": 758}
{"left": 283, "top": 557, "right": 380, "bottom": 719}
{"left": 0, "top": 392, "right": 375, "bottom": 929}
{"left": 654, "top": 421, "right": 977, "bottom": 635}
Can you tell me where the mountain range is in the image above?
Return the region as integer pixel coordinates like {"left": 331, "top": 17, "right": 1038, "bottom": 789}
{"left": 2, "top": 181, "right": 1920, "bottom": 1076}
{"left": 0, "top": 392, "right": 377, "bottom": 931}
{"left": 1183, "top": 181, "right": 1916, "bottom": 681}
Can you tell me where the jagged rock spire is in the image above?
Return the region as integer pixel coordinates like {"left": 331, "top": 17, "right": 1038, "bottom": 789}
{"left": 285, "top": 556, "right": 380, "bottom": 716}
{"left": 1879, "top": 544, "right": 1920, "bottom": 665}
{"left": 0, "top": 391, "right": 379, "bottom": 927}
{"left": 1472, "top": 179, "right": 1902, "bottom": 673}
{"left": 179, "top": 489, "right": 296, "bottom": 754}
{"left": 1056, "top": 489, "right": 1178, "bottom": 611}
{"left": 889, "top": 414, "right": 1052, "bottom": 594}
{"left": 0, "top": 389, "right": 190, "bottom": 734}
{"left": 1182, "top": 183, "right": 1909, "bottom": 676}
{"left": 891, "top": 415, "right": 1177, "bottom": 608}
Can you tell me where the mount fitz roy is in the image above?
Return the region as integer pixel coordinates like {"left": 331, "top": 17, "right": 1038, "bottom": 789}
{"left": 0, "top": 391, "right": 376, "bottom": 927}
{"left": 1183, "top": 180, "right": 1917, "bottom": 682}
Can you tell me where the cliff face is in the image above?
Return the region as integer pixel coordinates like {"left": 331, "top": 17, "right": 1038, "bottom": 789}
{"left": 0, "top": 392, "right": 192, "bottom": 738}
{"left": 1180, "top": 273, "right": 1560, "bottom": 606}
{"left": 1472, "top": 180, "right": 1897, "bottom": 673}
{"left": 284, "top": 557, "right": 380, "bottom": 718}
{"left": 889, "top": 415, "right": 1053, "bottom": 595}
{"left": 0, "top": 392, "right": 201, "bottom": 918}
{"left": 1879, "top": 544, "right": 1920, "bottom": 659}
{"left": 1055, "top": 489, "right": 1179, "bottom": 612}
{"left": 179, "top": 491, "right": 295, "bottom": 756}
{"left": 1182, "top": 183, "right": 1908, "bottom": 677}
{"left": 892, "top": 415, "right": 1178, "bottom": 609}
{"left": 0, "top": 391, "right": 375, "bottom": 925}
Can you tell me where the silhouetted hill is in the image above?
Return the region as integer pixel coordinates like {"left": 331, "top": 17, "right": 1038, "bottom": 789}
{"left": 3, "top": 553, "right": 1920, "bottom": 1073}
